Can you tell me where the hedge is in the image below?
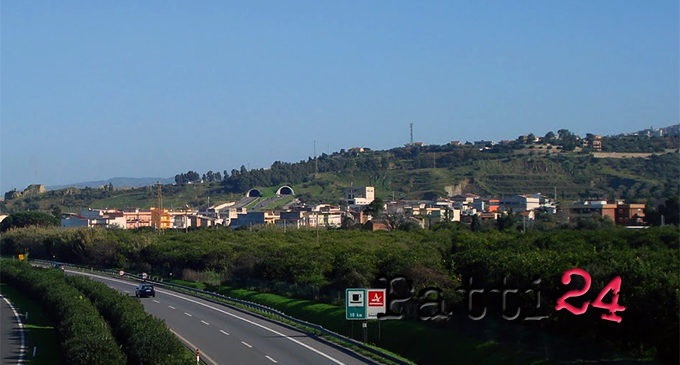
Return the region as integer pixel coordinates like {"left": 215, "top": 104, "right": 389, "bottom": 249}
{"left": 66, "top": 275, "right": 194, "bottom": 365}
{"left": 0, "top": 260, "right": 126, "bottom": 364}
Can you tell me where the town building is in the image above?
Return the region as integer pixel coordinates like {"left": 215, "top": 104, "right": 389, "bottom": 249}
{"left": 123, "top": 209, "right": 152, "bottom": 229}
{"left": 151, "top": 208, "right": 172, "bottom": 229}
{"left": 501, "top": 195, "right": 541, "bottom": 212}
{"left": 570, "top": 201, "right": 617, "bottom": 221}
{"left": 615, "top": 203, "right": 646, "bottom": 226}
{"left": 345, "top": 186, "right": 375, "bottom": 206}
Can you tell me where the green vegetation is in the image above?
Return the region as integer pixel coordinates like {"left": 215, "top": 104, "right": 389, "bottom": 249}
{"left": 601, "top": 135, "right": 677, "bottom": 152}
{"left": 0, "top": 260, "right": 194, "bottom": 365}
{"left": 65, "top": 275, "right": 194, "bottom": 365}
{"left": 2, "top": 142, "right": 678, "bottom": 214}
{"left": 0, "top": 212, "right": 60, "bottom": 232}
{"left": 2, "top": 226, "right": 677, "bottom": 363}
{"left": 0, "top": 282, "right": 62, "bottom": 364}
{"left": 198, "top": 284, "right": 543, "bottom": 364}
{"left": 0, "top": 260, "right": 126, "bottom": 365}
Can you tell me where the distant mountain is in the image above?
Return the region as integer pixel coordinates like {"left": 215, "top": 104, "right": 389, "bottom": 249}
{"left": 47, "top": 177, "right": 174, "bottom": 190}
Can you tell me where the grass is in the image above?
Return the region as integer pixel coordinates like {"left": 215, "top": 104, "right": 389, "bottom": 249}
{"left": 200, "top": 284, "right": 547, "bottom": 365}
{"left": 0, "top": 283, "right": 62, "bottom": 365}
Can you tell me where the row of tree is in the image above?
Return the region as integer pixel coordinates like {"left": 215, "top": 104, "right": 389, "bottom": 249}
{"left": 1, "top": 225, "right": 677, "bottom": 362}
{"left": 1, "top": 260, "right": 126, "bottom": 364}
{"left": 0, "top": 260, "right": 194, "bottom": 365}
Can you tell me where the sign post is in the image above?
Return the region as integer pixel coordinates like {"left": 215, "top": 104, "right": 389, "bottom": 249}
{"left": 345, "top": 289, "right": 366, "bottom": 320}
{"left": 346, "top": 288, "right": 387, "bottom": 343}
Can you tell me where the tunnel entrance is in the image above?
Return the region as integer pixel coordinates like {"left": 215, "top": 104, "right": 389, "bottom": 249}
{"left": 276, "top": 186, "right": 294, "bottom": 196}
{"left": 246, "top": 189, "right": 262, "bottom": 197}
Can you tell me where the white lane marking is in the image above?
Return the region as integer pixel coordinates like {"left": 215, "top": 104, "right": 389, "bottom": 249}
{"left": 158, "top": 290, "right": 345, "bottom": 364}
{"left": 69, "top": 271, "right": 346, "bottom": 365}
{"left": 168, "top": 305, "right": 176, "bottom": 309}
{"left": 1, "top": 295, "right": 25, "bottom": 364}
{"left": 266, "top": 355, "right": 278, "bottom": 363}
{"left": 241, "top": 341, "right": 253, "bottom": 348}
{"left": 152, "top": 299, "right": 160, "bottom": 303}
{"left": 184, "top": 312, "right": 192, "bottom": 317}
{"left": 201, "top": 320, "right": 210, "bottom": 326}
{"left": 169, "top": 328, "right": 218, "bottom": 365}
{"left": 219, "top": 330, "right": 229, "bottom": 336}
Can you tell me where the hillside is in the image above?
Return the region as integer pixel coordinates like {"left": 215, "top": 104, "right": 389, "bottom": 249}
{"left": 2, "top": 142, "right": 677, "bottom": 213}
{"left": 46, "top": 177, "right": 174, "bottom": 190}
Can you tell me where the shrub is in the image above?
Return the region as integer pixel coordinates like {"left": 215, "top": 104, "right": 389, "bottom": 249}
{"left": 0, "top": 261, "right": 125, "bottom": 364}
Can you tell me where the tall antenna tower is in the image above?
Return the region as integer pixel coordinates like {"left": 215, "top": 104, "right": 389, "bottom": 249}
{"left": 410, "top": 123, "right": 414, "bottom": 144}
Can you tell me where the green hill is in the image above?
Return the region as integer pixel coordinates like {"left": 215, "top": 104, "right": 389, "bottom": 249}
{"left": 2, "top": 143, "right": 678, "bottom": 214}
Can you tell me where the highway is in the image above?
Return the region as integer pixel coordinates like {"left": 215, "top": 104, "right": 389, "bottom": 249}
{"left": 0, "top": 294, "right": 25, "bottom": 365}
{"left": 73, "top": 271, "right": 374, "bottom": 365}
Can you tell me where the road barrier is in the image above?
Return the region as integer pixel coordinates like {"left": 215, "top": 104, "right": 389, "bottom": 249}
{"left": 32, "top": 258, "right": 410, "bottom": 365}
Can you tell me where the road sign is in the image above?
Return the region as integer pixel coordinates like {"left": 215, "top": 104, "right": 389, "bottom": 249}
{"left": 346, "top": 288, "right": 386, "bottom": 320}
{"left": 346, "top": 289, "right": 366, "bottom": 320}
{"left": 366, "top": 289, "right": 386, "bottom": 319}
{"left": 18, "top": 254, "right": 24, "bottom": 261}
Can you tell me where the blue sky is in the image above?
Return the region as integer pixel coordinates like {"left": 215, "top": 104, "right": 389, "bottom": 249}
{"left": 1, "top": 1, "right": 678, "bottom": 192}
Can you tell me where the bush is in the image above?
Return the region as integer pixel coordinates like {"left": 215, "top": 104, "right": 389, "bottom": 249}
{"left": 0, "top": 211, "right": 59, "bottom": 232}
{"left": 66, "top": 275, "right": 194, "bottom": 365}
{"left": 0, "top": 261, "right": 126, "bottom": 364}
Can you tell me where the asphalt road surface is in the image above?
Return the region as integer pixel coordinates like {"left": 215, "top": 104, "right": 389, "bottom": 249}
{"left": 73, "top": 271, "right": 374, "bottom": 365}
{"left": 0, "top": 294, "right": 25, "bottom": 365}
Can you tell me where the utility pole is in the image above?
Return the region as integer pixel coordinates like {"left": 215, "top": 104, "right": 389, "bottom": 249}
{"left": 409, "top": 123, "right": 413, "bottom": 145}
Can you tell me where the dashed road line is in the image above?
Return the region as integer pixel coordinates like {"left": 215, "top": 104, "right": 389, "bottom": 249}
{"left": 266, "top": 355, "right": 278, "bottom": 363}
{"left": 201, "top": 320, "right": 210, "bottom": 326}
{"left": 241, "top": 341, "right": 253, "bottom": 348}
{"left": 152, "top": 299, "right": 160, "bottom": 303}
{"left": 168, "top": 305, "right": 176, "bottom": 309}
{"left": 68, "top": 270, "right": 346, "bottom": 365}
{"left": 184, "top": 312, "right": 192, "bottom": 317}
{"left": 219, "top": 330, "right": 229, "bottom": 335}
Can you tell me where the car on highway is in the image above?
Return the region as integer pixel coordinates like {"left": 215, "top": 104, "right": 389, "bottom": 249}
{"left": 52, "top": 262, "right": 65, "bottom": 270}
{"left": 135, "top": 283, "right": 155, "bottom": 298}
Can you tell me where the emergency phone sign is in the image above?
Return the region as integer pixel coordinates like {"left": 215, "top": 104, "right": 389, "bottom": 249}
{"left": 345, "top": 288, "right": 386, "bottom": 320}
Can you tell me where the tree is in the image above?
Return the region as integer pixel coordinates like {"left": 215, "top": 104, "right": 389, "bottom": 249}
{"left": 340, "top": 216, "right": 357, "bottom": 230}
{"left": 470, "top": 214, "right": 481, "bottom": 232}
{"left": 544, "top": 131, "right": 556, "bottom": 143}
{"left": 496, "top": 212, "right": 518, "bottom": 231}
{"left": 51, "top": 206, "right": 62, "bottom": 218}
{"left": 364, "top": 197, "right": 385, "bottom": 217}
{"left": 647, "top": 196, "right": 680, "bottom": 226}
{"left": 558, "top": 129, "right": 579, "bottom": 151}
{"left": 0, "top": 211, "right": 60, "bottom": 232}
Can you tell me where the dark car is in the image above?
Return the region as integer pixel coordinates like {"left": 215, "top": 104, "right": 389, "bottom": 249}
{"left": 52, "top": 262, "right": 65, "bottom": 270}
{"left": 135, "top": 283, "right": 155, "bottom": 298}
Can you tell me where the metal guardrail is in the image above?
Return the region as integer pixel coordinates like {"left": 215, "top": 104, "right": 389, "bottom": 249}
{"left": 32, "top": 259, "right": 411, "bottom": 365}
